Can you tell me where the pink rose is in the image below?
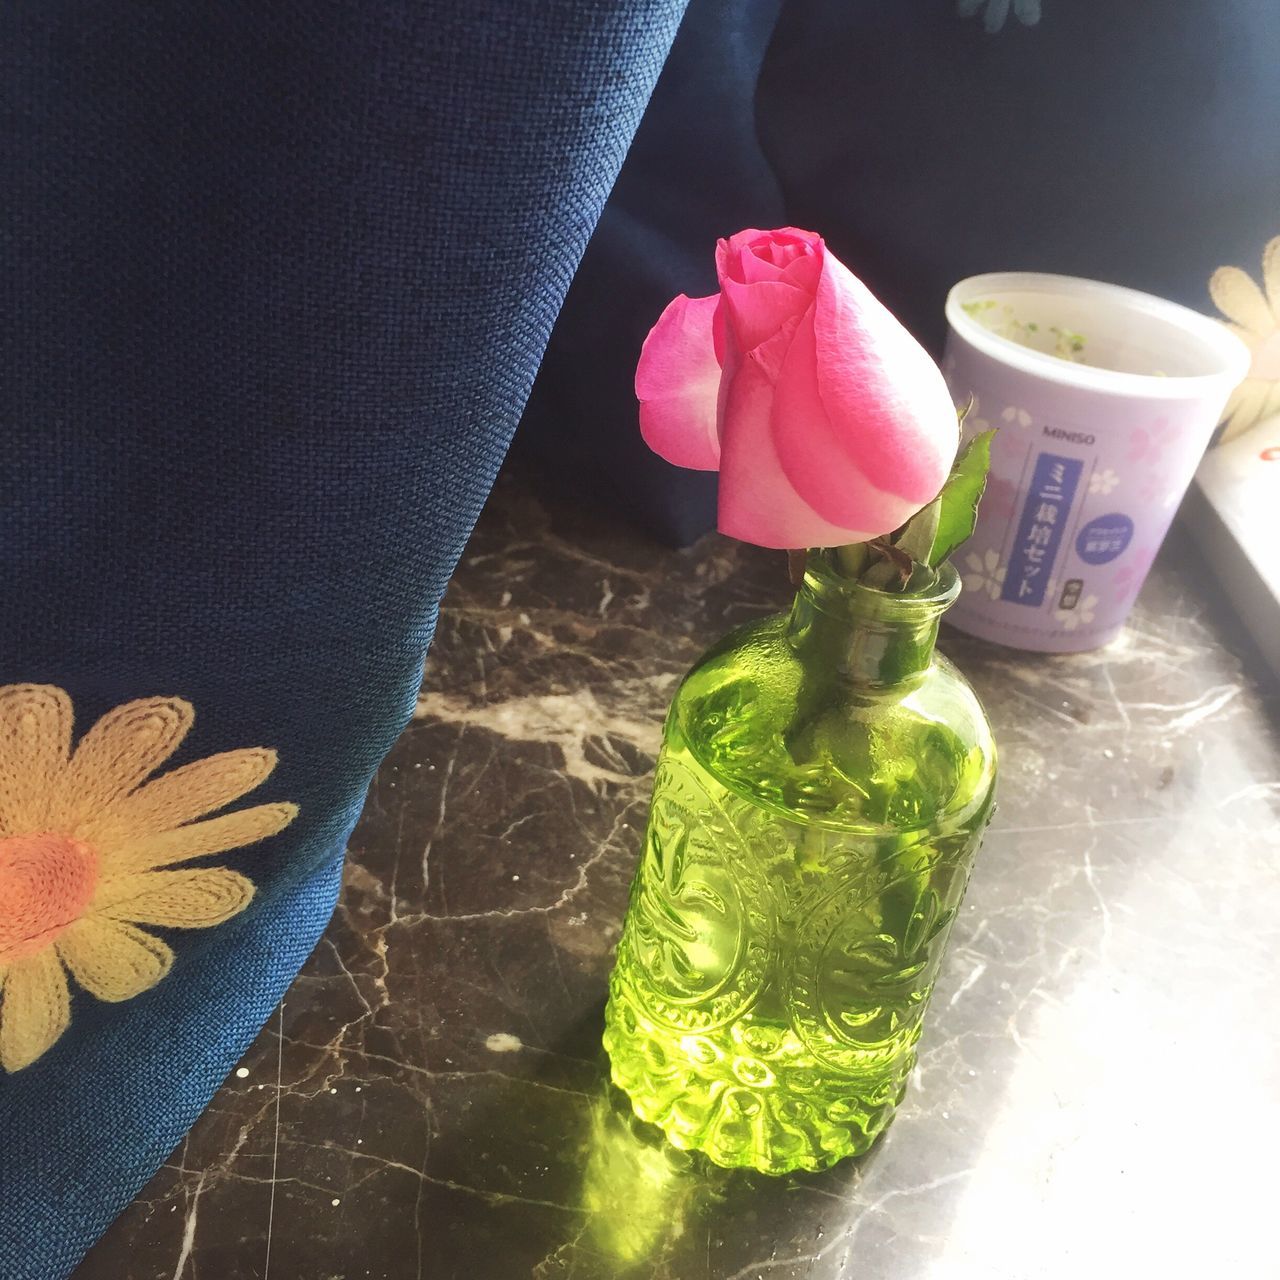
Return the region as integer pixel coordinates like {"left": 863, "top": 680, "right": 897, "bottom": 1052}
{"left": 635, "top": 227, "right": 959, "bottom": 548}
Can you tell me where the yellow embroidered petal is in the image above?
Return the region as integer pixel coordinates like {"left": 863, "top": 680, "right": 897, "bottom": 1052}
{"left": 0, "top": 684, "right": 73, "bottom": 835}
{"left": 94, "top": 867, "right": 255, "bottom": 927}
{"left": 56, "top": 916, "right": 172, "bottom": 1003}
{"left": 1220, "top": 378, "right": 1280, "bottom": 444}
{"left": 58, "top": 697, "right": 194, "bottom": 831}
{"left": 1262, "top": 379, "right": 1280, "bottom": 422}
{"left": 1209, "top": 266, "right": 1273, "bottom": 336}
{"left": 0, "top": 948, "right": 71, "bottom": 1072}
{"left": 1220, "top": 380, "right": 1256, "bottom": 432}
{"left": 1261, "top": 235, "right": 1280, "bottom": 317}
{"left": 79, "top": 747, "right": 280, "bottom": 848}
{"left": 111, "top": 801, "right": 298, "bottom": 874}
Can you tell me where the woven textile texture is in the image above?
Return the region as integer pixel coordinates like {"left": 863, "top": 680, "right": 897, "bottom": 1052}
{"left": 757, "top": 0, "right": 1280, "bottom": 351}
{"left": 517, "top": 0, "right": 788, "bottom": 547}
{"left": 0, "top": 2, "right": 686, "bottom": 1275}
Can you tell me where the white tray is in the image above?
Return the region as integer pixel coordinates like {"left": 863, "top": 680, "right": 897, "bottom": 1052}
{"left": 1182, "top": 415, "right": 1280, "bottom": 677}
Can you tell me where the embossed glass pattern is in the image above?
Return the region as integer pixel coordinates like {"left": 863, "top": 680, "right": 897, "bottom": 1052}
{"left": 604, "top": 551, "right": 998, "bottom": 1173}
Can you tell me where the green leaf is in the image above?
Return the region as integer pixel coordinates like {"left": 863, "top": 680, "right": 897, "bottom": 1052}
{"left": 859, "top": 559, "right": 900, "bottom": 590}
{"left": 895, "top": 497, "right": 941, "bottom": 565}
{"left": 928, "top": 428, "right": 996, "bottom": 567}
{"left": 834, "top": 542, "right": 871, "bottom": 578}
{"left": 890, "top": 400, "right": 976, "bottom": 567}
{"left": 860, "top": 537, "right": 914, "bottom": 590}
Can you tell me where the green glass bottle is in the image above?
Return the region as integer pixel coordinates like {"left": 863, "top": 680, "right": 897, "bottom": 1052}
{"left": 603, "top": 548, "right": 997, "bottom": 1174}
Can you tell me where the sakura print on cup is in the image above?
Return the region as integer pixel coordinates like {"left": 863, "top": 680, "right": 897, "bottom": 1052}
{"left": 942, "top": 272, "right": 1250, "bottom": 653}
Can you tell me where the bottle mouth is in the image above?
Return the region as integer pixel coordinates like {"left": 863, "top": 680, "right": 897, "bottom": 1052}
{"left": 802, "top": 549, "right": 962, "bottom": 622}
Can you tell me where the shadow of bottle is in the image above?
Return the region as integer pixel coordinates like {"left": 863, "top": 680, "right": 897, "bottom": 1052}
{"left": 560, "top": 1066, "right": 887, "bottom": 1277}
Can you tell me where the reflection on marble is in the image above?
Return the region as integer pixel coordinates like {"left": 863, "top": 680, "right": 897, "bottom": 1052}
{"left": 76, "top": 469, "right": 1280, "bottom": 1279}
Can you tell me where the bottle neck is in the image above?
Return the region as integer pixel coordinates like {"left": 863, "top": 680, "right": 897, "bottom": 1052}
{"left": 785, "top": 550, "right": 961, "bottom": 690}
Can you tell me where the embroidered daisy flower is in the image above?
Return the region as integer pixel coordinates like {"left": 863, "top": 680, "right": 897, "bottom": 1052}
{"left": 0, "top": 685, "right": 297, "bottom": 1071}
{"left": 1209, "top": 236, "right": 1280, "bottom": 441}
{"left": 958, "top": 0, "right": 1042, "bottom": 34}
{"left": 1089, "top": 468, "right": 1120, "bottom": 496}
{"left": 1001, "top": 406, "right": 1033, "bottom": 428}
{"left": 963, "top": 549, "right": 1007, "bottom": 600}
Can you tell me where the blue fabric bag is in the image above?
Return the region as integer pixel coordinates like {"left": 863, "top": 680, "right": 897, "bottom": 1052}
{"left": 0, "top": 3, "right": 686, "bottom": 1275}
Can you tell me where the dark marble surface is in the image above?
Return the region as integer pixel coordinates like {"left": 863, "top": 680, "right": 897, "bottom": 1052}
{"left": 77, "top": 470, "right": 1280, "bottom": 1280}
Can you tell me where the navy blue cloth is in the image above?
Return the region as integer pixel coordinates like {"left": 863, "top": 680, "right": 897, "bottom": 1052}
{"left": 0, "top": 3, "right": 685, "bottom": 1276}
{"left": 759, "top": 0, "right": 1280, "bottom": 351}
{"left": 516, "top": 0, "right": 788, "bottom": 546}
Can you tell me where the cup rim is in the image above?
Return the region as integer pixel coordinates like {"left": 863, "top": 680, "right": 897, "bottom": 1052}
{"left": 946, "top": 271, "right": 1251, "bottom": 399}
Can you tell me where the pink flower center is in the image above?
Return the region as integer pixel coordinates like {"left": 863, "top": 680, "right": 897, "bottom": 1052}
{"left": 0, "top": 832, "right": 99, "bottom": 963}
{"left": 751, "top": 238, "right": 809, "bottom": 269}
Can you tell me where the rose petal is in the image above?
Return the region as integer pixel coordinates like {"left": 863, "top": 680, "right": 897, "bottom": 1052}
{"left": 636, "top": 293, "right": 723, "bottom": 471}
{"left": 715, "top": 228, "right": 768, "bottom": 284}
{"left": 715, "top": 227, "right": 816, "bottom": 283}
{"left": 649, "top": 225, "right": 957, "bottom": 544}
{"left": 716, "top": 230, "right": 826, "bottom": 352}
{"left": 735, "top": 248, "right": 786, "bottom": 284}
{"left": 717, "top": 345, "right": 878, "bottom": 550}
{"left": 781, "top": 249, "right": 821, "bottom": 291}
{"left": 771, "top": 307, "right": 922, "bottom": 536}
{"left": 809, "top": 254, "right": 957, "bottom": 503}
{"left": 719, "top": 277, "right": 814, "bottom": 353}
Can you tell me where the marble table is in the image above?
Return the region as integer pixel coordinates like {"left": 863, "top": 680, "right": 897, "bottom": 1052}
{"left": 76, "top": 470, "right": 1280, "bottom": 1280}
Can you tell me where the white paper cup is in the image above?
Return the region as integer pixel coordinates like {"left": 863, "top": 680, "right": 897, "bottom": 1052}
{"left": 942, "top": 272, "right": 1250, "bottom": 652}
